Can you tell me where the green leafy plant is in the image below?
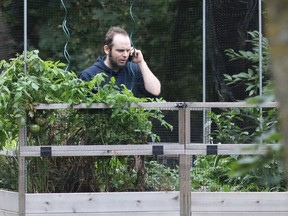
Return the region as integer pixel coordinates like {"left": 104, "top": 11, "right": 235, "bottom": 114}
{"left": 209, "top": 109, "right": 251, "bottom": 144}
{"left": 203, "top": 31, "right": 287, "bottom": 191}
{"left": 191, "top": 155, "right": 238, "bottom": 192}
{"left": 0, "top": 156, "right": 18, "bottom": 191}
{"left": 224, "top": 31, "right": 271, "bottom": 97}
{"left": 0, "top": 50, "right": 173, "bottom": 192}
{"left": 145, "top": 160, "right": 178, "bottom": 191}
{"left": 0, "top": 50, "right": 93, "bottom": 148}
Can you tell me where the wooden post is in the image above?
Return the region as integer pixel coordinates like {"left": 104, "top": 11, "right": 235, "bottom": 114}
{"left": 178, "top": 104, "right": 191, "bottom": 216}
{"left": 18, "top": 125, "right": 26, "bottom": 216}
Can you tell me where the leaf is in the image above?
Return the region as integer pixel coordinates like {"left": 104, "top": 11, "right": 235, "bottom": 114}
{"left": 237, "top": 72, "right": 249, "bottom": 78}
{"left": 31, "top": 82, "right": 39, "bottom": 91}
{"left": 50, "top": 84, "right": 58, "bottom": 91}
{"left": 0, "top": 50, "right": 172, "bottom": 178}
{"left": 246, "top": 84, "right": 255, "bottom": 91}
{"left": 223, "top": 74, "right": 232, "bottom": 81}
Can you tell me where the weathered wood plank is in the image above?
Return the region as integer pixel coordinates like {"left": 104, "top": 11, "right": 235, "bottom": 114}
{"left": 191, "top": 192, "right": 288, "bottom": 212}
{"left": 179, "top": 155, "right": 191, "bottom": 216}
{"left": 26, "top": 213, "right": 179, "bottom": 216}
{"left": 35, "top": 102, "right": 179, "bottom": 110}
{"left": 24, "top": 213, "right": 288, "bottom": 216}
{"left": 24, "top": 192, "right": 288, "bottom": 214}
{"left": 186, "top": 143, "right": 280, "bottom": 155}
{"left": 0, "top": 150, "right": 16, "bottom": 157}
{"left": 18, "top": 125, "right": 27, "bottom": 216}
{"left": 178, "top": 104, "right": 191, "bottom": 216}
{"left": 1, "top": 191, "right": 287, "bottom": 215}
{"left": 187, "top": 102, "right": 278, "bottom": 108}
{"left": 191, "top": 213, "right": 288, "bottom": 216}
{"left": 34, "top": 102, "right": 278, "bottom": 110}
{"left": 19, "top": 144, "right": 280, "bottom": 157}
{"left": 26, "top": 192, "right": 180, "bottom": 214}
{"left": 0, "top": 190, "right": 18, "bottom": 213}
{"left": 0, "top": 211, "right": 18, "bottom": 216}
{"left": 19, "top": 144, "right": 184, "bottom": 157}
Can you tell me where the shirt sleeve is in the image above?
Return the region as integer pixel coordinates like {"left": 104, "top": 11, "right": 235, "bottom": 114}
{"left": 133, "top": 64, "right": 157, "bottom": 98}
{"left": 78, "top": 65, "right": 99, "bottom": 81}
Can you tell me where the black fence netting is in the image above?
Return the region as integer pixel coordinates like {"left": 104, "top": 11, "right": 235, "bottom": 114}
{"left": 0, "top": 0, "right": 269, "bottom": 193}
{"left": 0, "top": 0, "right": 261, "bottom": 102}
{"left": 207, "top": 0, "right": 260, "bottom": 101}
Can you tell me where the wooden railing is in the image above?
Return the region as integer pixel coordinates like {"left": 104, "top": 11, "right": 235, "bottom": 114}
{"left": 12, "top": 102, "right": 287, "bottom": 216}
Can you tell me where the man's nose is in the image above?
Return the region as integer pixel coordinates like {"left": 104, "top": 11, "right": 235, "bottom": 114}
{"left": 123, "top": 50, "right": 129, "bottom": 57}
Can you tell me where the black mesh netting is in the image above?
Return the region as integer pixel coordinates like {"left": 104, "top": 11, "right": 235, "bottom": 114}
{"left": 0, "top": 0, "right": 264, "bottom": 193}
{"left": 1, "top": 0, "right": 260, "bottom": 102}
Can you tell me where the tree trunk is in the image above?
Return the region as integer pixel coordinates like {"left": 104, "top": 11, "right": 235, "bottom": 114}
{"left": 265, "top": 1, "right": 288, "bottom": 184}
{"left": 0, "top": 10, "right": 16, "bottom": 61}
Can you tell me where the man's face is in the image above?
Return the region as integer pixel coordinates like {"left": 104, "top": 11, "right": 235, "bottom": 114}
{"left": 106, "top": 34, "right": 131, "bottom": 71}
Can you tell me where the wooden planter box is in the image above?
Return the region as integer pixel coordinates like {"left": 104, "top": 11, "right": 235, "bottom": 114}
{"left": 9, "top": 101, "right": 284, "bottom": 215}
{"left": 1, "top": 190, "right": 287, "bottom": 215}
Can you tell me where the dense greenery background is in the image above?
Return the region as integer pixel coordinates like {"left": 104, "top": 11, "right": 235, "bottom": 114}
{"left": 1, "top": 0, "right": 285, "bottom": 192}
{"left": 0, "top": 0, "right": 260, "bottom": 102}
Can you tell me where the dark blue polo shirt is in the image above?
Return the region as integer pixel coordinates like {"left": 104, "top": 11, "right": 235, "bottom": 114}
{"left": 78, "top": 56, "right": 151, "bottom": 98}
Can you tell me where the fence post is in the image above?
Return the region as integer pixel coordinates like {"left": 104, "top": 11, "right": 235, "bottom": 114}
{"left": 178, "top": 103, "right": 191, "bottom": 216}
{"left": 18, "top": 125, "right": 26, "bottom": 216}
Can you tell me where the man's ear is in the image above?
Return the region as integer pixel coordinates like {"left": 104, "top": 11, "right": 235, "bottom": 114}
{"left": 104, "top": 45, "right": 110, "bottom": 55}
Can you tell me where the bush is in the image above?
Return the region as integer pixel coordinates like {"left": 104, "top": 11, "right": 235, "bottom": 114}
{"left": 0, "top": 50, "right": 172, "bottom": 192}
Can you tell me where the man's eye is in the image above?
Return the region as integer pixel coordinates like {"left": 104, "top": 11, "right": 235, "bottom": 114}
{"left": 116, "top": 49, "right": 130, "bottom": 53}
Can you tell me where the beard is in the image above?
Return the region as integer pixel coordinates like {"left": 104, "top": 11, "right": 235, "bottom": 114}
{"left": 108, "top": 53, "right": 126, "bottom": 71}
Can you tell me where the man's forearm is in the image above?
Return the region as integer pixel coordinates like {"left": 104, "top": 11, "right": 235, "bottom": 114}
{"left": 138, "top": 61, "right": 161, "bottom": 96}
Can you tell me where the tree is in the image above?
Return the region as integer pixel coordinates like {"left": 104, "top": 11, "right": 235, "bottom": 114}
{"left": 265, "top": 0, "right": 288, "bottom": 184}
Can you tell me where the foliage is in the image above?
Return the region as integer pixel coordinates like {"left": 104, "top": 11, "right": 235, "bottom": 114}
{"left": 209, "top": 109, "right": 251, "bottom": 144}
{"left": 1, "top": 2, "right": 284, "bottom": 193}
{"left": 224, "top": 31, "right": 272, "bottom": 97}
{"left": 0, "top": 50, "right": 89, "bottom": 147}
{"left": 203, "top": 31, "right": 287, "bottom": 191}
{"left": 0, "top": 156, "right": 18, "bottom": 191}
{"left": 145, "top": 160, "right": 178, "bottom": 191}
{"left": 1, "top": 0, "right": 204, "bottom": 101}
{"left": 191, "top": 155, "right": 238, "bottom": 192}
{"left": 0, "top": 50, "right": 171, "bottom": 146}
{"left": 191, "top": 154, "right": 286, "bottom": 192}
{"left": 0, "top": 50, "right": 172, "bottom": 192}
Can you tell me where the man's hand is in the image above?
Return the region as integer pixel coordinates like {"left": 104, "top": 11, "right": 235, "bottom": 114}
{"left": 130, "top": 48, "right": 144, "bottom": 63}
{"left": 130, "top": 48, "right": 161, "bottom": 96}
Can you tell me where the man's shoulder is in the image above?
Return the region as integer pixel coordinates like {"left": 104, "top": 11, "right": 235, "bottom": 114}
{"left": 83, "top": 64, "right": 102, "bottom": 73}
{"left": 78, "top": 56, "right": 108, "bottom": 81}
{"left": 78, "top": 64, "right": 103, "bottom": 81}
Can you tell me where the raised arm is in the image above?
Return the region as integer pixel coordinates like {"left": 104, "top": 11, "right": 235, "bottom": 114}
{"left": 132, "top": 48, "right": 161, "bottom": 96}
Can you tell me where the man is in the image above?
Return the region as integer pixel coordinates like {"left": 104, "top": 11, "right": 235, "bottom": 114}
{"left": 78, "top": 26, "right": 161, "bottom": 97}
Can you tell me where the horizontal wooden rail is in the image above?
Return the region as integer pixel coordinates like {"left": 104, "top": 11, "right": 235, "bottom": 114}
{"left": 16, "top": 101, "right": 280, "bottom": 216}
{"left": 187, "top": 101, "right": 278, "bottom": 108}
{"left": 34, "top": 102, "right": 278, "bottom": 110}
{"left": 0, "top": 150, "right": 16, "bottom": 157}
{"left": 18, "top": 143, "right": 280, "bottom": 157}
{"left": 1, "top": 190, "right": 287, "bottom": 215}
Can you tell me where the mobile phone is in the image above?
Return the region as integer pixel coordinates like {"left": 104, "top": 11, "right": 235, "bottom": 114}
{"left": 128, "top": 55, "right": 133, "bottom": 62}
{"left": 128, "top": 48, "right": 136, "bottom": 61}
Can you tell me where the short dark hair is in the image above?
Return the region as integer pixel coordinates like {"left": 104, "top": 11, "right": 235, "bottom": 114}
{"left": 104, "top": 26, "right": 129, "bottom": 47}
